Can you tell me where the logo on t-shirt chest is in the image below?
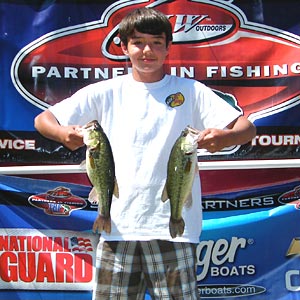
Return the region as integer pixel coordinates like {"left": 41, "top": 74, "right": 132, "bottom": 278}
{"left": 165, "top": 92, "right": 185, "bottom": 108}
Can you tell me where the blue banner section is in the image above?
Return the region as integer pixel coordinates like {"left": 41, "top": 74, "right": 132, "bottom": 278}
{"left": 0, "top": 175, "right": 97, "bottom": 299}
{"left": 0, "top": 174, "right": 299, "bottom": 299}
{"left": 0, "top": 174, "right": 95, "bottom": 231}
{"left": 200, "top": 203, "right": 300, "bottom": 300}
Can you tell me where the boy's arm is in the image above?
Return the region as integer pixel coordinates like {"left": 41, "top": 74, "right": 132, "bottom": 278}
{"left": 197, "top": 116, "right": 256, "bottom": 153}
{"left": 34, "top": 110, "right": 84, "bottom": 151}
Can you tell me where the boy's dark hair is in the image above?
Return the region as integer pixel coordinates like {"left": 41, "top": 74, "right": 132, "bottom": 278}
{"left": 119, "top": 7, "right": 173, "bottom": 46}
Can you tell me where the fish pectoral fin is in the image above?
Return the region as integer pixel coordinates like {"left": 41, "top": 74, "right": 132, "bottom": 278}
{"left": 113, "top": 178, "right": 119, "bottom": 198}
{"left": 89, "top": 154, "right": 96, "bottom": 169}
{"left": 184, "top": 160, "right": 192, "bottom": 173}
{"left": 161, "top": 184, "right": 169, "bottom": 202}
{"left": 88, "top": 142, "right": 100, "bottom": 160}
{"left": 88, "top": 187, "right": 99, "bottom": 205}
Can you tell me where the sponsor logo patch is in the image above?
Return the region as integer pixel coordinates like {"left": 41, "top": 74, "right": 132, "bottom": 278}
{"left": 28, "top": 186, "right": 87, "bottom": 216}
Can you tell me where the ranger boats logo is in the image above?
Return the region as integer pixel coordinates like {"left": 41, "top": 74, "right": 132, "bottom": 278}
{"left": 11, "top": 0, "right": 300, "bottom": 124}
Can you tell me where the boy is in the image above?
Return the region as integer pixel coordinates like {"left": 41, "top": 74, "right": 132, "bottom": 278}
{"left": 34, "top": 7, "right": 256, "bottom": 300}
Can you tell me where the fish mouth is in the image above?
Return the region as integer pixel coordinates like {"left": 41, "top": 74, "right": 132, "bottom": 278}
{"left": 82, "top": 120, "right": 99, "bottom": 131}
{"left": 185, "top": 125, "right": 202, "bottom": 145}
{"left": 185, "top": 150, "right": 194, "bottom": 155}
{"left": 186, "top": 125, "right": 201, "bottom": 136}
{"left": 80, "top": 120, "right": 101, "bottom": 145}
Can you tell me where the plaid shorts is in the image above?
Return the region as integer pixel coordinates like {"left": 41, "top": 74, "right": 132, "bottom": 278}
{"left": 92, "top": 240, "right": 200, "bottom": 300}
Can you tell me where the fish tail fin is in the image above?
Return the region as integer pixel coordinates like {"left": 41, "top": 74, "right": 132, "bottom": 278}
{"left": 169, "top": 218, "right": 185, "bottom": 238}
{"left": 92, "top": 215, "right": 111, "bottom": 234}
{"left": 103, "top": 216, "right": 112, "bottom": 233}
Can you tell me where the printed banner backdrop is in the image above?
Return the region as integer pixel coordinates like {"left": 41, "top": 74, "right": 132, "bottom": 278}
{"left": 1, "top": 0, "right": 300, "bottom": 299}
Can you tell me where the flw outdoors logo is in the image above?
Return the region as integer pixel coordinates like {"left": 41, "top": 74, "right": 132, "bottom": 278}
{"left": 11, "top": 0, "right": 300, "bottom": 124}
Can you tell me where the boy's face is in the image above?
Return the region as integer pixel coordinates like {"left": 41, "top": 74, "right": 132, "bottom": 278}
{"left": 121, "top": 29, "right": 171, "bottom": 82}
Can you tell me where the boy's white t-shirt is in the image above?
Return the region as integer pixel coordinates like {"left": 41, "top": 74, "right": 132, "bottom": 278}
{"left": 49, "top": 74, "right": 241, "bottom": 243}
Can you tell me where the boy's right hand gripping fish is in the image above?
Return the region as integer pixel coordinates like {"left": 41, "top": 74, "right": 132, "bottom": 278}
{"left": 81, "top": 120, "right": 119, "bottom": 234}
{"left": 162, "top": 126, "right": 201, "bottom": 238}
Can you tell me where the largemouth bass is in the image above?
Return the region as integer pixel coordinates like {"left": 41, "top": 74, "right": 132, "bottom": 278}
{"left": 81, "top": 120, "right": 119, "bottom": 234}
{"left": 162, "top": 126, "right": 201, "bottom": 238}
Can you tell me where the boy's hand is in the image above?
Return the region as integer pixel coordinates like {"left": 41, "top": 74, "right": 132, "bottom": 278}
{"left": 34, "top": 110, "right": 85, "bottom": 151}
{"left": 58, "top": 125, "right": 84, "bottom": 151}
{"left": 197, "top": 128, "right": 230, "bottom": 153}
{"left": 197, "top": 116, "right": 256, "bottom": 153}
